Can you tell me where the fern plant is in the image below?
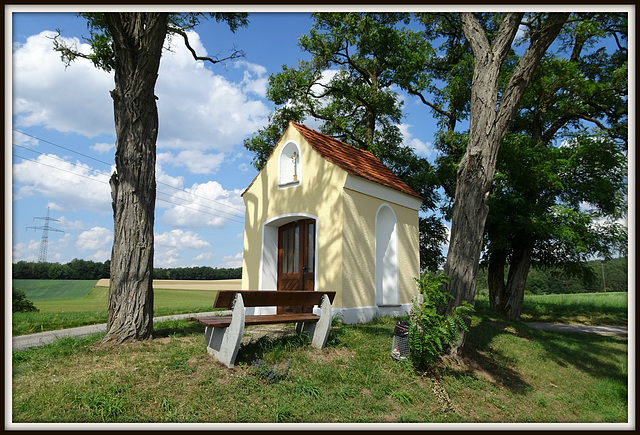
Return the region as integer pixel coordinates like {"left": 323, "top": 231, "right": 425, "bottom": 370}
{"left": 407, "top": 272, "right": 474, "bottom": 368}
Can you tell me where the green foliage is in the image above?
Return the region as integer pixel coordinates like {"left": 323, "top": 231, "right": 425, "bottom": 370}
{"left": 66, "top": 12, "right": 249, "bottom": 73}
{"left": 408, "top": 272, "right": 474, "bottom": 367}
{"left": 243, "top": 12, "right": 447, "bottom": 271}
{"left": 476, "top": 257, "right": 628, "bottom": 296}
{"left": 12, "top": 287, "right": 39, "bottom": 313}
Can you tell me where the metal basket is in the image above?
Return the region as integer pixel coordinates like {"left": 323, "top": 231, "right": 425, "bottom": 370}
{"left": 391, "top": 321, "right": 410, "bottom": 361}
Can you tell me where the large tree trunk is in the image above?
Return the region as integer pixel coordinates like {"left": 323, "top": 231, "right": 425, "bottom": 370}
{"left": 488, "top": 250, "right": 508, "bottom": 313}
{"left": 503, "top": 241, "right": 534, "bottom": 319}
{"left": 488, "top": 240, "right": 534, "bottom": 320}
{"left": 443, "top": 12, "right": 568, "bottom": 353}
{"left": 103, "top": 13, "right": 168, "bottom": 343}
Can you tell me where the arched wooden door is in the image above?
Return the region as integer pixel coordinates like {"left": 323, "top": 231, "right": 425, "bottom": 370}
{"left": 277, "top": 219, "right": 315, "bottom": 313}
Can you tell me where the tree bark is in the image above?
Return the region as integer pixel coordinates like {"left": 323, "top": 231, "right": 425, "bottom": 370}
{"left": 487, "top": 250, "right": 507, "bottom": 313}
{"left": 103, "top": 13, "right": 168, "bottom": 343}
{"left": 503, "top": 240, "right": 534, "bottom": 319}
{"left": 488, "top": 239, "right": 535, "bottom": 320}
{"left": 443, "top": 12, "right": 569, "bottom": 353}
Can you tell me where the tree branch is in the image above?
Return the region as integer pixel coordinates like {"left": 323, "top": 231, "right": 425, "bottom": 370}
{"left": 169, "top": 27, "right": 245, "bottom": 64}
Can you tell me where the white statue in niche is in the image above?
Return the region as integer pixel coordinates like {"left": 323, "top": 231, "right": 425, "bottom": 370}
{"left": 279, "top": 142, "right": 301, "bottom": 187}
{"left": 291, "top": 151, "right": 298, "bottom": 182}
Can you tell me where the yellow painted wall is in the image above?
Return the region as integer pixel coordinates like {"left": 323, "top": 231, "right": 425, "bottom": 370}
{"left": 342, "top": 188, "right": 420, "bottom": 309}
{"left": 242, "top": 125, "right": 349, "bottom": 307}
{"left": 242, "top": 123, "right": 420, "bottom": 313}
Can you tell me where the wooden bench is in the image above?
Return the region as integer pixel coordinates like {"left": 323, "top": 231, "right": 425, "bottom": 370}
{"left": 189, "top": 290, "right": 336, "bottom": 368}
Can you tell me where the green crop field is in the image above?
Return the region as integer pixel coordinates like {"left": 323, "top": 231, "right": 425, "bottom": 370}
{"left": 11, "top": 281, "right": 228, "bottom": 336}
{"left": 12, "top": 279, "right": 98, "bottom": 301}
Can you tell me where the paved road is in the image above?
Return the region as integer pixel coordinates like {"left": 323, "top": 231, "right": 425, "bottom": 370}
{"left": 11, "top": 311, "right": 230, "bottom": 352}
{"left": 526, "top": 322, "right": 628, "bottom": 337}
{"left": 12, "top": 316, "right": 627, "bottom": 352}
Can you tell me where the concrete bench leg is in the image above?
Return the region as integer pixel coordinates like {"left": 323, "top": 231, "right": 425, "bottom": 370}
{"left": 204, "top": 294, "right": 245, "bottom": 368}
{"left": 310, "top": 294, "right": 332, "bottom": 349}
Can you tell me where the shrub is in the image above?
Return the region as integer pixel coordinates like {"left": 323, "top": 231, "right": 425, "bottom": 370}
{"left": 408, "top": 272, "right": 474, "bottom": 367}
{"left": 12, "top": 287, "right": 39, "bottom": 313}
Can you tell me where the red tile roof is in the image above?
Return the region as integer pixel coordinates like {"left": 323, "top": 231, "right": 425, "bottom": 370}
{"left": 242, "top": 121, "right": 423, "bottom": 201}
{"left": 291, "top": 122, "right": 423, "bottom": 200}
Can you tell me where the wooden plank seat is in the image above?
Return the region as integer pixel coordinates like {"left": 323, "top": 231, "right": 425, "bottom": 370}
{"left": 189, "top": 290, "right": 336, "bottom": 368}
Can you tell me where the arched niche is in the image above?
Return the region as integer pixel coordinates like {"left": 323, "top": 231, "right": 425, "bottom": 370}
{"left": 375, "top": 204, "right": 399, "bottom": 306}
{"left": 278, "top": 141, "right": 301, "bottom": 188}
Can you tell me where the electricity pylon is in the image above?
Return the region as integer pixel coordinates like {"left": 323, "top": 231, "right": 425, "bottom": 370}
{"left": 27, "top": 207, "right": 64, "bottom": 263}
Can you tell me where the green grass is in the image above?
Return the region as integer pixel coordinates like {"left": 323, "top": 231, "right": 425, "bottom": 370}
{"left": 516, "top": 292, "right": 626, "bottom": 326}
{"left": 12, "top": 286, "right": 220, "bottom": 336}
{"left": 12, "top": 279, "right": 98, "bottom": 301}
{"left": 10, "top": 310, "right": 629, "bottom": 424}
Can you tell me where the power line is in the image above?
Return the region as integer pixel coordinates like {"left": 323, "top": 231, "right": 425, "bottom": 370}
{"left": 13, "top": 129, "right": 112, "bottom": 167}
{"left": 12, "top": 129, "right": 246, "bottom": 215}
{"left": 12, "top": 152, "right": 245, "bottom": 226}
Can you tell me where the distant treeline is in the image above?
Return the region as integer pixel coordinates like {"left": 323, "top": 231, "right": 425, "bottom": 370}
{"left": 12, "top": 259, "right": 242, "bottom": 281}
{"left": 153, "top": 266, "right": 241, "bottom": 280}
{"left": 477, "top": 257, "right": 628, "bottom": 295}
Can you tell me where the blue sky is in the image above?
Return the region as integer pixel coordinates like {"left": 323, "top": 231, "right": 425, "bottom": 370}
{"left": 9, "top": 9, "right": 441, "bottom": 268}
{"left": 8, "top": 7, "right": 631, "bottom": 270}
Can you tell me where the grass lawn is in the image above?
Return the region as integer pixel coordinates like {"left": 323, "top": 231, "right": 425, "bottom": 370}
{"left": 10, "top": 310, "right": 629, "bottom": 424}
{"left": 495, "top": 292, "right": 626, "bottom": 326}
{"left": 12, "top": 286, "right": 222, "bottom": 336}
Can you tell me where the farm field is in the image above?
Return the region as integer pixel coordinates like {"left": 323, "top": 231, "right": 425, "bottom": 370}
{"left": 11, "top": 279, "right": 242, "bottom": 336}
{"left": 95, "top": 278, "right": 241, "bottom": 290}
{"left": 12, "top": 279, "right": 98, "bottom": 301}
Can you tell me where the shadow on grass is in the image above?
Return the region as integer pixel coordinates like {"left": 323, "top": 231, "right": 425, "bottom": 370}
{"left": 461, "top": 308, "right": 627, "bottom": 399}
{"left": 460, "top": 317, "right": 533, "bottom": 395}
{"left": 152, "top": 319, "right": 203, "bottom": 338}
{"left": 523, "top": 325, "right": 628, "bottom": 388}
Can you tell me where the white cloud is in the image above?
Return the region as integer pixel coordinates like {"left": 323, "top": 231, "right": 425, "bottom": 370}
{"left": 89, "top": 249, "right": 111, "bottom": 262}
{"left": 152, "top": 230, "right": 217, "bottom": 267}
{"left": 12, "top": 29, "right": 270, "bottom": 152}
{"left": 12, "top": 154, "right": 112, "bottom": 212}
{"left": 12, "top": 240, "right": 40, "bottom": 262}
{"left": 235, "top": 60, "right": 268, "bottom": 98}
{"left": 159, "top": 181, "right": 245, "bottom": 228}
{"left": 92, "top": 142, "right": 114, "bottom": 154}
{"left": 76, "top": 227, "right": 112, "bottom": 252}
{"left": 399, "top": 123, "right": 434, "bottom": 158}
{"left": 12, "top": 130, "right": 38, "bottom": 147}
{"left": 155, "top": 229, "right": 211, "bottom": 250}
{"left": 57, "top": 216, "right": 84, "bottom": 231}
{"left": 221, "top": 252, "right": 243, "bottom": 268}
{"left": 12, "top": 31, "right": 115, "bottom": 137}
{"left": 154, "top": 248, "right": 182, "bottom": 268}
{"left": 194, "top": 251, "right": 213, "bottom": 262}
{"left": 155, "top": 30, "right": 270, "bottom": 151}
{"left": 161, "top": 149, "right": 226, "bottom": 175}
{"left": 156, "top": 154, "right": 185, "bottom": 190}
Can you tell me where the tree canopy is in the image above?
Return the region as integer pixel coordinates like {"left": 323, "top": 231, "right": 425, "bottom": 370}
{"left": 53, "top": 12, "right": 249, "bottom": 343}
{"left": 244, "top": 12, "right": 448, "bottom": 271}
